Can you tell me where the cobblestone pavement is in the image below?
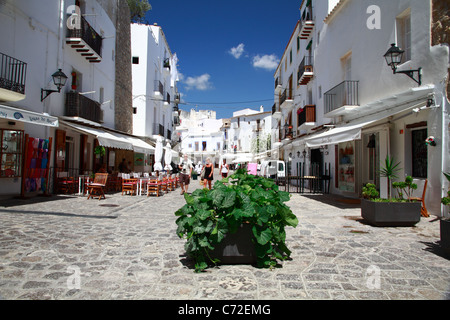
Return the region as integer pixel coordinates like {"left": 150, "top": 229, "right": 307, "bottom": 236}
{"left": 0, "top": 172, "right": 449, "bottom": 300}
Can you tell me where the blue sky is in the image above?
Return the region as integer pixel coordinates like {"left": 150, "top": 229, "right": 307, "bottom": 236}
{"left": 144, "top": 0, "right": 301, "bottom": 119}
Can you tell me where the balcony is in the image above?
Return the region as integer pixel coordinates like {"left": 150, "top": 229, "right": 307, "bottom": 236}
{"left": 0, "top": 53, "right": 27, "bottom": 102}
{"left": 280, "top": 89, "right": 294, "bottom": 110}
{"left": 272, "top": 103, "right": 282, "bottom": 120}
{"left": 65, "top": 91, "right": 101, "bottom": 123}
{"left": 299, "top": 2, "right": 314, "bottom": 40}
{"left": 154, "top": 80, "right": 164, "bottom": 99}
{"left": 281, "top": 124, "right": 295, "bottom": 141}
{"left": 66, "top": 16, "right": 102, "bottom": 63}
{"left": 274, "top": 77, "right": 282, "bottom": 94}
{"left": 164, "top": 92, "right": 170, "bottom": 106}
{"left": 174, "top": 93, "right": 180, "bottom": 103}
{"left": 298, "top": 55, "right": 314, "bottom": 85}
{"left": 324, "top": 80, "right": 359, "bottom": 117}
{"left": 297, "top": 105, "right": 316, "bottom": 130}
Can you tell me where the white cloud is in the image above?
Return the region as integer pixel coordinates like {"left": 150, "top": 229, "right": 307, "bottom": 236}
{"left": 229, "top": 43, "right": 245, "bottom": 59}
{"left": 183, "top": 73, "right": 213, "bottom": 91}
{"left": 252, "top": 54, "right": 280, "bottom": 71}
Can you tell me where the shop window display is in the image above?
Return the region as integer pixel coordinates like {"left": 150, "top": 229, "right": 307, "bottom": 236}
{"left": 338, "top": 141, "right": 355, "bottom": 192}
{"left": 1, "top": 129, "right": 24, "bottom": 178}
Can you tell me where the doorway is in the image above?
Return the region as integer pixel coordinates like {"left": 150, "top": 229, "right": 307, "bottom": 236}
{"left": 363, "top": 132, "right": 380, "bottom": 187}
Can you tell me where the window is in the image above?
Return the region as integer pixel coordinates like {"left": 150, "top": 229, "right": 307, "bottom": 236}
{"left": 411, "top": 128, "right": 427, "bottom": 178}
{"left": 342, "top": 53, "right": 352, "bottom": 81}
{"left": 297, "top": 36, "right": 300, "bottom": 52}
{"left": 397, "top": 10, "right": 411, "bottom": 63}
{"left": 132, "top": 56, "right": 139, "bottom": 64}
{"left": 195, "top": 142, "right": 199, "bottom": 151}
{"left": 202, "top": 141, "right": 207, "bottom": 151}
{"left": 290, "top": 49, "right": 292, "bottom": 64}
{"left": 1, "top": 129, "right": 24, "bottom": 178}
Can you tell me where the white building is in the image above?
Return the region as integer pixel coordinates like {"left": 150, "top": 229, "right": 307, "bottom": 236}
{"left": 273, "top": 0, "right": 449, "bottom": 217}
{"left": 177, "top": 109, "right": 223, "bottom": 166}
{"left": 0, "top": 0, "right": 118, "bottom": 195}
{"left": 0, "top": 0, "right": 157, "bottom": 196}
{"left": 131, "top": 23, "right": 180, "bottom": 143}
{"left": 226, "top": 107, "right": 272, "bottom": 164}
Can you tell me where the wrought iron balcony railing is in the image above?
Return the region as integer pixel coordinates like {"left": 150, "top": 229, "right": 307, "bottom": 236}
{"left": 67, "top": 15, "right": 102, "bottom": 58}
{"left": 324, "top": 80, "right": 359, "bottom": 114}
{"left": 0, "top": 52, "right": 27, "bottom": 95}
{"left": 65, "top": 91, "right": 101, "bottom": 123}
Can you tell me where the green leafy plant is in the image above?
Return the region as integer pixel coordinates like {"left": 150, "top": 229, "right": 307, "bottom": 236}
{"left": 379, "top": 155, "right": 401, "bottom": 199}
{"left": 94, "top": 146, "right": 105, "bottom": 157}
{"left": 362, "top": 183, "right": 379, "bottom": 200}
{"left": 392, "top": 176, "right": 418, "bottom": 202}
{"left": 442, "top": 172, "right": 450, "bottom": 207}
{"left": 175, "top": 168, "right": 298, "bottom": 272}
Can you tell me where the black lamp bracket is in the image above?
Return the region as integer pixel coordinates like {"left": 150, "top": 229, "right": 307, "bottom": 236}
{"left": 392, "top": 67, "right": 422, "bottom": 86}
{"left": 41, "top": 88, "right": 61, "bottom": 102}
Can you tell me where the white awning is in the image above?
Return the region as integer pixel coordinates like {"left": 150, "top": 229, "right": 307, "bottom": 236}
{"left": 62, "top": 121, "right": 154, "bottom": 152}
{"left": 305, "top": 120, "right": 376, "bottom": 148}
{"left": 0, "top": 104, "right": 58, "bottom": 127}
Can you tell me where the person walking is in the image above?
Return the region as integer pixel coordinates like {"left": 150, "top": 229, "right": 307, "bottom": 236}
{"left": 220, "top": 159, "right": 229, "bottom": 178}
{"left": 203, "top": 157, "right": 214, "bottom": 190}
{"left": 178, "top": 154, "right": 193, "bottom": 195}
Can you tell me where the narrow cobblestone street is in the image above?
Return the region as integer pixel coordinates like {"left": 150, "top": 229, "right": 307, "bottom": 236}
{"left": 0, "top": 172, "right": 449, "bottom": 300}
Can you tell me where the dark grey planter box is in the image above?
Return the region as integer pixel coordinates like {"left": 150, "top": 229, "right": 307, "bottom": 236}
{"left": 210, "top": 223, "right": 256, "bottom": 264}
{"left": 440, "top": 219, "right": 450, "bottom": 252}
{"left": 361, "top": 199, "right": 421, "bottom": 227}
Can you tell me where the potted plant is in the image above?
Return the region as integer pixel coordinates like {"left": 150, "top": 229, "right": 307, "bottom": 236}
{"left": 440, "top": 172, "right": 450, "bottom": 252}
{"left": 175, "top": 168, "right": 298, "bottom": 272}
{"left": 361, "top": 156, "right": 421, "bottom": 227}
{"left": 94, "top": 146, "right": 105, "bottom": 158}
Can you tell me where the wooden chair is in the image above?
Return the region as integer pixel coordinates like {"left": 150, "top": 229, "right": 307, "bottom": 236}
{"left": 87, "top": 173, "right": 108, "bottom": 200}
{"left": 159, "top": 177, "right": 168, "bottom": 194}
{"left": 167, "top": 175, "right": 175, "bottom": 191}
{"left": 410, "top": 179, "right": 429, "bottom": 217}
{"left": 57, "top": 176, "right": 76, "bottom": 194}
{"left": 147, "top": 179, "right": 160, "bottom": 197}
{"left": 122, "top": 178, "right": 138, "bottom": 196}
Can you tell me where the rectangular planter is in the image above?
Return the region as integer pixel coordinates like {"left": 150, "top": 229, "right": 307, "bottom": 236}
{"left": 440, "top": 219, "right": 450, "bottom": 252}
{"left": 361, "top": 199, "right": 421, "bottom": 227}
{"left": 210, "top": 223, "right": 256, "bottom": 265}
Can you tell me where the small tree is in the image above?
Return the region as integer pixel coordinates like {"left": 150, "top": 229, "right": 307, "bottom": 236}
{"left": 392, "top": 176, "right": 418, "bottom": 202}
{"left": 379, "top": 155, "right": 400, "bottom": 199}
{"left": 127, "top": 0, "right": 152, "bottom": 24}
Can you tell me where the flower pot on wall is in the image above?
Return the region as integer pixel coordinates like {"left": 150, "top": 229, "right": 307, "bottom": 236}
{"left": 361, "top": 199, "right": 421, "bottom": 227}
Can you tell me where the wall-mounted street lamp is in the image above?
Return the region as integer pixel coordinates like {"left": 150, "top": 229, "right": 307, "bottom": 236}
{"left": 41, "top": 69, "right": 68, "bottom": 101}
{"left": 384, "top": 43, "right": 422, "bottom": 86}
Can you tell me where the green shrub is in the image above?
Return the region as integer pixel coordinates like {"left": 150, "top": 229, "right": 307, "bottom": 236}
{"left": 175, "top": 168, "right": 298, "bottom": 272}
{"left": 362, "top": 183, "right": 379, "bottom": 200}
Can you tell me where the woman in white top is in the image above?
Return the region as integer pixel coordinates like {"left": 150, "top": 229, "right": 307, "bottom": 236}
{"left": 220, "top": 159, "right": 229, "bottom": 178}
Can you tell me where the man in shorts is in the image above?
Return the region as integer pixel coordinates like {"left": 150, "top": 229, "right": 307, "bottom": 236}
{"left": 178, "top": 154, "right": 193, "bottom": 195}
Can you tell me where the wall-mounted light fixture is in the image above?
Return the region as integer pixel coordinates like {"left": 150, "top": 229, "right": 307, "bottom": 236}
{"left": 41, "top": 69, "right": 68, "bottom": 101}
{"left": 384, "top": 43, "right": 422, "bottom": 86}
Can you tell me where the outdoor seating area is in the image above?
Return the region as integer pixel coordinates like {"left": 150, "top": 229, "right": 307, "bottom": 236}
{"left": 52, "top": 170, "right": 181, "bottom": 199}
